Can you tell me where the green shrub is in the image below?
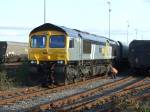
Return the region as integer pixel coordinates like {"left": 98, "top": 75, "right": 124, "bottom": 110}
{"left": 0, "top": 71, "right": 14, "bottom": 90}
{"left": 0, "top": 63, "right": 35, "bottom": 90}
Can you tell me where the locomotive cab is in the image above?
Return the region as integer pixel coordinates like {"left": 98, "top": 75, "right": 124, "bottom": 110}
{"left": 28, "top": 31, "right": 69, "bottom": 65}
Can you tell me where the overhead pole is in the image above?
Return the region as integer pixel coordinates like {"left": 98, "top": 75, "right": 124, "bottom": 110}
{"left": 107, "top": 1, "right": 111, "bottom": 39}
{"left": 126, "top": 20, "right": 130, "bottom": 44}
{"left": 135, "top": 29, "right": 138, "bottom": 40}
{"left": 44, "top": 0, "right": 46, "bottom": 23}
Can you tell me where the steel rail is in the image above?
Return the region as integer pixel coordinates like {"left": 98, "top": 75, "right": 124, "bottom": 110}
{"left": 0, "top": 75, "right": 105, "bottom": 105}
{"left": 67, "top": 83, "right": 150, "bottom": 111}
{"left": 39, "top": 76, "right": 134, "bottom": 110}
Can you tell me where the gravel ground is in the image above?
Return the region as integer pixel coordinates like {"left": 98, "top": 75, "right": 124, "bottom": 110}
{"left": 0, "top": 74, "right": 147, "bottom": 112}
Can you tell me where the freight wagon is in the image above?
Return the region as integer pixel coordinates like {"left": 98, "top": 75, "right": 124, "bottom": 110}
{"left": 0, "top": 41, "right": 28, "bottom": 63}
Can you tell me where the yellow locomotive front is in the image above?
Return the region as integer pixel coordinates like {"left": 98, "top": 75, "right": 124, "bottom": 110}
{"left": 28, "top": 31, "right": 69, "bottom": 65}
{"left": 28, "top": 23, "right": 72, "bottom": 85}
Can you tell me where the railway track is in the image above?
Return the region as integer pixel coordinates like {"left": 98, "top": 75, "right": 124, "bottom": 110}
{"left": 0, "top": 75, "right": 149, "bottom": 112}
{"left": 71, "top": 83, "right": 149, "bottom": 112}
{"left": 0, "top": 86, "right": 47, "bottom": 101}
{"left": 34, "top": 76, "right": 149, "bottom": 112}
{"left": 0, "top": 75, "right": 106, "bottom": 105}
{"left": 97, "top": 92, "right": 150, "bottom": 112}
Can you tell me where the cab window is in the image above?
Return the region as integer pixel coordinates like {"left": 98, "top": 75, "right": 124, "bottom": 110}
{"left": 31, "top": 35, "right": 46, "bottom": 48}
{"left": 50, "top": 35, "right": 65, "bottom": 48}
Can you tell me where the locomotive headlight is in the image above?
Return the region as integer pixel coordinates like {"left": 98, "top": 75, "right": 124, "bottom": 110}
{"left": 30, "top": 60, "right": 36, "bottom": 64}
{"left": 57, "top": 60, "right": 64, "bottom": 64}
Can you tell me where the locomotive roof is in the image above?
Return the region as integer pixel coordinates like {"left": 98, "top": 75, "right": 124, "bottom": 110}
{"left": 30, "top": 23, "right": 116, "bottom": 44}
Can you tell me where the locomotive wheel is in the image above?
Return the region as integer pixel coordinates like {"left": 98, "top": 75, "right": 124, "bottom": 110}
{"left": 65, "top": 79, "right": 69, "bottom": 85}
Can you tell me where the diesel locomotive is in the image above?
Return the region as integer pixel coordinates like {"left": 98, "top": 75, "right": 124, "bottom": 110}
{"left": 28, "top": 23, "right": 128, "bottom": 84}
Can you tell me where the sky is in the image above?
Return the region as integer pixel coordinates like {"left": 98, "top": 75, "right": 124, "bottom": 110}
{"left": 0, "top": 0, "right": 150, "bottom": 43}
